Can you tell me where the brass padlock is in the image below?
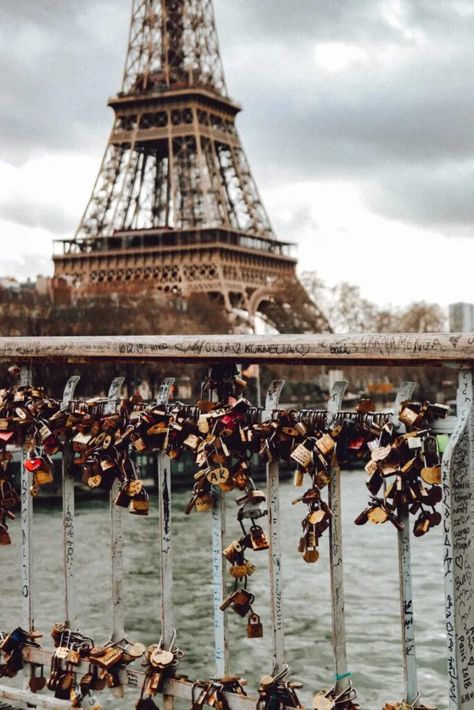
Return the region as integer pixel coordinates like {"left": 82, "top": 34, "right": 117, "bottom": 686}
{"left": 294, "top": 469, "right": 304, "bottom": 487}
{"left": 195, "top": 492, "right": 213, "bottom": 512}
{"left": 367, "top": 505, "right": 389, "bottom": 524}
{"left": 90, "top": 646, "right": 123, "bottom": 670}
{"left": 413, "top": 513, "right": 431, "bottom": 537}
{"left": 247, "top": 613, "right": 263, "bottom": 639}
{"left": 34, "top": 468, "right": 54, "bottom": 486}
{"left": 129, "top": 491, "right": 150, "bottom": 516}
{"left": 229, "top": 564, "right": 248, "bottom": 579}
{"left": 420, "top": 465, "right": 441, "bottom": 485}
{"left": 315, "top": 433, "right": 335, "bottom": 455}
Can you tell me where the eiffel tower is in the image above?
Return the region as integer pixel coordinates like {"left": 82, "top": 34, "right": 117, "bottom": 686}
{"left": 53, "top": 0, "right": 329, "bottom": 332}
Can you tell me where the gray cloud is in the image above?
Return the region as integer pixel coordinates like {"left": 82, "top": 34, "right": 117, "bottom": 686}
{"left": 2, "top": 0, "right": 474, "bottom": 236}
{"left": 0, "top": 199, "right": 74, "bottom": 234}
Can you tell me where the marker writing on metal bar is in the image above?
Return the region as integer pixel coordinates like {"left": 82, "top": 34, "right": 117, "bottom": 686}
{"left": 327, "top": 380, "right": 350, "bottom": 694}
{"left": 394, "top": 381, "right": 418, "bottom": 705}
{"left": 157, "top": 378, "right": 175, "bottom": 651}
{"left": 20, "top": 364, "right": 33, "bottom": 634}
{"left": 263, "top": 379, "right": 286, "bottom": 675}
{"left": 61, "top": 376, "right": 80, "bottom": 630}
{"left": 106, "top": 377, "right": 126, "bottom": 643}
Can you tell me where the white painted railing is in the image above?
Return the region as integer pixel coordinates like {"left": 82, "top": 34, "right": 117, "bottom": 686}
{"left": 0, "top": 334, "right": 472, "bottom": 710}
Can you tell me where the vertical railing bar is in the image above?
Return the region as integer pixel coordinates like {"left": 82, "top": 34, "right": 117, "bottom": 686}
{"left": 209, "top": 368, "right": 229, "bottom": 678}
{"left": 212, "top": 488, "right": 228, "bottom": 676}
{"left": 393, "top": 381, "right": 418, "bottom": 705}
{"left": 442, "top": 367, "right": 474, "bottom": 710}
{"left": 20, "top": 363, "right": 33, "bottom": 634}
{"left": 61, "top": 376, "right": 80, "bottom": 631}
{"left": 156, "top": 378, "right": 175, "bottom": 652}
{"left": 106, "top": 376, "right": 125, "bottom": 643}
{"left": 442, "top": 369, "right": 466, "bottom": 710}
{"left": 327, "top": 380, "right": 349, "bottom": 693}
{"left": 263, "top": 380, "right": 285, "bottom": 675}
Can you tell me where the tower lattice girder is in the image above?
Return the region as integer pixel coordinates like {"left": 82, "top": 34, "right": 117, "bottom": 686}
{"left": 53, "top": 0, "right": 329, "bottom": 332}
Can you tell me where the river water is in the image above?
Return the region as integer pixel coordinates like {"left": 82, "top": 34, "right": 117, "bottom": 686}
{"left": 0, "top": 471, "right": 447, "bottom": 709}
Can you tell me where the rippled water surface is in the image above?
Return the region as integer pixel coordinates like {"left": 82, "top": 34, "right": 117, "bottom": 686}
{"left": 0, "top": 472, "right": 447, "bottom": 709}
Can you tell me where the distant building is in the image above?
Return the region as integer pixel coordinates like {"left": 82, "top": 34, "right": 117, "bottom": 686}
{"left": 0, "top": 277, "right": 20, "bottom": 291}
{"left": 449, "top": 303, "right": 474, "bottom": 332}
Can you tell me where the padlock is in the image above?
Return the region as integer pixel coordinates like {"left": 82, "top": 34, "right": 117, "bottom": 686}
{"left": 293, "top": 469, "right": 304, "bottom": 487}
{"left": 229, "top": 564, "right": 248, "bottom": 579}
{"left": 129, "top": 491, "right": 150, "bottom": 516}
{"left": 249, "top": 525, "right": 269, "bottom": 551}
{"left": 413, "top": 513, "right": 431, "bottom": 537}
{"left": 223, "top": 539, "right": 243, "bottom": 563}
{"left": 315, "top": 433, "right": 335, "bottom": 455}
{"left": 195, "top": 492, "right": 213, "bottom": 512}
{"left": 34, "top": 467, "right": 54, "bottom": 486}
{"left": 206, "top": 467, "right": 229, "bottom": 486}
{"left": 0, "top": 525, "right": 11, "bottom": 545}
{"left": 90, "top": 646, "right": 123, "bottom": 670}
{"left": 220, "top": 589, "right": 254, "bottom": 616}
{"left": 420, "top": 465, "right": 441, "bottom": 485}
{"left": 247, "top": 613, "right": 263, "bottom": 639}
{"left": 367, "top": 505, "right": 389, "bottom": 524}
{"left": 124, "top": 479, "right": 143, "bottom": 497}
{"left": 290, "top": 441, "right": 313, "bottom": 468}
{"left": 131, "top": 433, "right": 147, "bottom": 452}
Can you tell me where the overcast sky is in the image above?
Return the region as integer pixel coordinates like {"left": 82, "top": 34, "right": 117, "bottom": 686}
{"left": 1, "top": 0, "right": 474, "bottom": 307}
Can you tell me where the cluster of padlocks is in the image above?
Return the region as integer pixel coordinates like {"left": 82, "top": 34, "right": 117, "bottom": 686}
{"left": 0, "top": 624, "right": 311, "bottom": 710}
{"left": 0, "top": 624, "right": 436, "bottom": 710}
{"left": 0, "top": 368, "right": 447, "bottom": 544}
{"left": 0, "top": 367, "right": 447, "bottom": 710}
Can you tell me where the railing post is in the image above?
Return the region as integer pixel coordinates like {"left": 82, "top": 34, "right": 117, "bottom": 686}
{"left": 393, "top": 381, "right": 418, "bottom": 705}
{"left": 212, "top": 486, "right": 228, "bottom": 676}
{"left": 442, "top": 368, "right": 474, "bottom": 710}
{"left": 264, "top": 380, "right": 285, "bottom": 675}
{"left": 61, "top": 376, "right": 80, "bottom": 631}
{"left": 327, "top": 381, "right": 349, "bottom": 694}
{"left": 156, "top": 378, "right": 175, "bottom": 651}
{"left": 20, "top": 364, "right": 34, "bottom": 633}
{"left": 106, "top": 376, "right": 125, "bottom": 643}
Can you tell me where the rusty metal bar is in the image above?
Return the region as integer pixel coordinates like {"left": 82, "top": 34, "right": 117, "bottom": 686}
{"left": 156, "top": 378, "right": 175, "bottom": 651}
{"left": 20, "top": 364, "right": 33, "bottom": 634}
{"left": 61, "top": 376, "right": 80, "bottom": 630}
{"left": 106, "top": 377, "right": 125, "bottom": 642}
{"left": 0, "top": 333, "right": 473, "bottom": 365}
{"left": 327, "top": 380, "right": 349, "bottom": 693}
{"left": 264, "top": 380, "right": 285, "bottom": 674}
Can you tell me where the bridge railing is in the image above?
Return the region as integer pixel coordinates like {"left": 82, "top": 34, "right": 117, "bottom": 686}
{"left": 0, "top": 333, "right": 472, "bottom": 710}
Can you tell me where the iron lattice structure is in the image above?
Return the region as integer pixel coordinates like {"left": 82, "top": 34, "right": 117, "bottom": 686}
{"left": 54, "top": 0, "right": 329, "bottom": 331}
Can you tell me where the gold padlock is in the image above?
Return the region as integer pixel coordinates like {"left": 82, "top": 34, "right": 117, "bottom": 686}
{"left": 195, "top": 493, "right": 213, "bottom": 512}
{"left": 34, "top": 468, "right": 54, "bottom": 486}
{"left": 129, "top": 490, "right": 149, "bottom": 516}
